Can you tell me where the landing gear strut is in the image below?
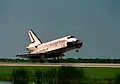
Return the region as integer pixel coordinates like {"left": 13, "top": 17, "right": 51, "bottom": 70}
{"left": 57, "top": 54, "right": 64, "bottom": 63}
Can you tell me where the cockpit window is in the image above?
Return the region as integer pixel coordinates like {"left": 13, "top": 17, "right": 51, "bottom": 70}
{"left": 67, "top": 36, "right": 75, "bottom": 39}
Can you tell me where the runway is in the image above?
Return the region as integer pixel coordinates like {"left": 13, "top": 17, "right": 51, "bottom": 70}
{"left": 0, "top": 62, "right": 120, "bottom": 68}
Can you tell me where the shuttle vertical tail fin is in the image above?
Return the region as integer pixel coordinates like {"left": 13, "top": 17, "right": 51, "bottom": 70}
{"left": 28, "top": 29, "right": 42, "bottom": 44}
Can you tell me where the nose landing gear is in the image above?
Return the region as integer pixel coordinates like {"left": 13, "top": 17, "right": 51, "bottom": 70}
{"left": 76, "top": 50, "right": 79, "bottom": 52}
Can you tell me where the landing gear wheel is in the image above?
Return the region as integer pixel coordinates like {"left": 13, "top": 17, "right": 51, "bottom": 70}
{"left": 76, "top": 50, "right": 79, "bottom": 52}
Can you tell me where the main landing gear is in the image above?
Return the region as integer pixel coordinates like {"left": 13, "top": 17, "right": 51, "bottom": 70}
{"left": 56, "top": 54, "right": 64, "bottom": 63}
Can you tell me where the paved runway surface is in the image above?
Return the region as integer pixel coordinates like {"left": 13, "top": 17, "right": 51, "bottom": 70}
{"left": 0, "top": 62, "right": 120, "bottom": 68}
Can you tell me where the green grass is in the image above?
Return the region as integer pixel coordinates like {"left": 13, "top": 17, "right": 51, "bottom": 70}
{"left": 82, "top": 67, "right": 120, "bottom": 79}
{"left": 0, "top": 66, "right": 120, "bottom": 80}
{"left": 0, "top": 66, "right": 55, "bottom": 77}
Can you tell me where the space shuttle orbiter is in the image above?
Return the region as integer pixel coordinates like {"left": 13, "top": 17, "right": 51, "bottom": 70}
{"left": 17, "top": 29, "right": 83, "bottom": 59}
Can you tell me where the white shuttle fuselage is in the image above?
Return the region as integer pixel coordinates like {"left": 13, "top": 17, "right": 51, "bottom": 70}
{"left": 17, "top": 29, "right": 83, "bottom": 59}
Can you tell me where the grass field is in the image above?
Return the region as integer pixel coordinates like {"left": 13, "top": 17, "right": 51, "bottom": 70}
{"left": 82, "top": 67, "right": 120, "bottom": 79}
{"left": 0, "top": 66, "right": 120, "bottom": 79}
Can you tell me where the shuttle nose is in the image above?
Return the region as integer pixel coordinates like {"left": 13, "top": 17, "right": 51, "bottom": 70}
{"left": 75, "top": 40, "right": 83, "bottom": 48}
{"left": 67, "top": 39, "right": 83, "bottom": 48}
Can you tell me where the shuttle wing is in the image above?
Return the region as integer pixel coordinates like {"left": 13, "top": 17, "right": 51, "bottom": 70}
{"left": 16, "top": 53, "right": 44, "bottom": 58}
{"left": 16, "top": 48, "right": 66, "bottom": 59}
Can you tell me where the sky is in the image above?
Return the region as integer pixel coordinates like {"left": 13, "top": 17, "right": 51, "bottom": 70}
{"left": 0, "top": 0, "right": 120, "bottom": 59}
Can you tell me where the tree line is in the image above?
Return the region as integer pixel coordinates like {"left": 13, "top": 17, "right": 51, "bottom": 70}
{"left": 0, "top": 58, "right": 120, "bottom": 63}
